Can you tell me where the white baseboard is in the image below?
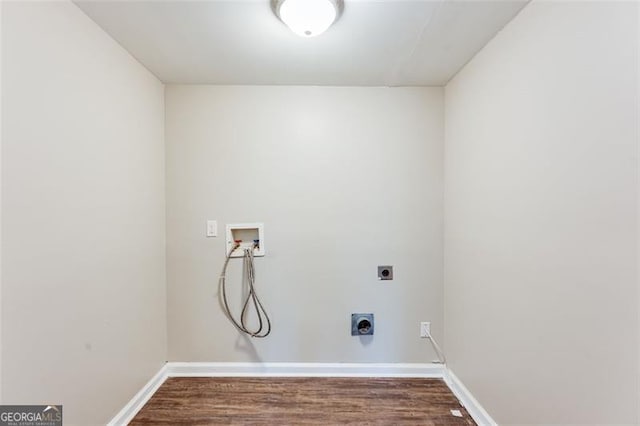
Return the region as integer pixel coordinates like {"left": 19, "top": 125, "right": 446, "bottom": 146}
{"left": 165, "top": 362, "right": 444, "bottom": 378}
{"left": 445, "top": 369, "right": 498, "bottom": 426}
{"left": 109, "top": 362, "right": 494, "bottom": 426}
{"left": 107, "top": 364, "right": 168, "bottom": 426}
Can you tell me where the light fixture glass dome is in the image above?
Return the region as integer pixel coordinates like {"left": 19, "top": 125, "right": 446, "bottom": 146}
{"left": 276, "top": 0, "right": 339, "bottom": 37}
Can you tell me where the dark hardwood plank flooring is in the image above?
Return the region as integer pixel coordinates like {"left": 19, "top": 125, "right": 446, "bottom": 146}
{"left": 130, "top": 377, "right": 476, "bottom": 425}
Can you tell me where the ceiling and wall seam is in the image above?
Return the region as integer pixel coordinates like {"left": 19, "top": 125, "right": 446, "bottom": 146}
{"left": 70, "top": 1, "right": 165, "bottom": 84}
{"left": 444, "top": 0, "right": 533, "bottom": 86}
{"left": 73, "top": 0, "right": 529, "bottom": 87}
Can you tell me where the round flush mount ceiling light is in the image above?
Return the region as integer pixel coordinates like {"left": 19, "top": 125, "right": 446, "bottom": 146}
{"left": 275, "top": 0, "right": 341, "bottom": 37}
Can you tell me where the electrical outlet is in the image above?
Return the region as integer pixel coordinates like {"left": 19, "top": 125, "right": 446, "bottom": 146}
{"left": 420, "top": 321, "right": 431, "bottom": 338}
{"left": 206, "top": 220, "right": 217, "bottom": 237}
{"left": 378, "top": 265, "right": 393, "bottom": 280}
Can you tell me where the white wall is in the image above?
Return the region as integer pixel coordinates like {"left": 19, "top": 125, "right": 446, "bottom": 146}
{"left": 0, "top": 0, "right": 4, "bottom": 404}
{"left": 637, "top": 3, "right": 640, "bottom": 421}
{"left": 2, "top": 2, "right": 166, "bottom": 424}
{"left": 166, "top": 85, "right": 443, "bottom": 363}
{"left": 444, "top": 0, "right": 638, "bottom": 424}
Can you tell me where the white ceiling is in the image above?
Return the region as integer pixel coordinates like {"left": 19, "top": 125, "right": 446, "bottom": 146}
{"left": 75, "top": 0, "right": 529, "bottom": 86}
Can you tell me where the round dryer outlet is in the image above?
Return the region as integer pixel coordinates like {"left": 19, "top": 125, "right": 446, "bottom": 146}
{"left": 351, "top": 313, "right": 374, "bottom": 336}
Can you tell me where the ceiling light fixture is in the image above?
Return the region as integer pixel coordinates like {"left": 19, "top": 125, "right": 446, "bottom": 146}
{"left": 275, "top": 0, "right": 341, "bottom": 38}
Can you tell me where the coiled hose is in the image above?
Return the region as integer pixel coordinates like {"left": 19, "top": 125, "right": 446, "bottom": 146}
{"left": 219, "top": 243, "right": 271, "bottom": 338}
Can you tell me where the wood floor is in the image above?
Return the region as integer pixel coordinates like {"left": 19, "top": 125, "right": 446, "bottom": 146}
{"left": 130, "top": 377, "right": 476, "bottom": 425}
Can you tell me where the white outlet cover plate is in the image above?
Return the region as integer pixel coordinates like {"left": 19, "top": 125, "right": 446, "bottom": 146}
{"left": 420, "top": 322, "right": 431, "bottom": 338}
{"left": 206, "top": 220, "right": 217, "bottom": 237}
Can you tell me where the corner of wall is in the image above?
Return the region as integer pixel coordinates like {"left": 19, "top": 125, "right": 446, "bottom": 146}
{"left": 444, "top": 1, "right": 638, "bottom": 423}
{"left": 2, "top": 1, "right": 166, "bottom": 422}
{"left": 0, "top": 0, "right": 4, "bottom": 405}
{"left": 636, "top": 2, "right": 640, "bottom": 422}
